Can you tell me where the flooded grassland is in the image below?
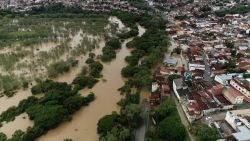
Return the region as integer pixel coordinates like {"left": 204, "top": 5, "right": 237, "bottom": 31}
{"left": 0, "top": 15, "right": 146, "bottom": 141}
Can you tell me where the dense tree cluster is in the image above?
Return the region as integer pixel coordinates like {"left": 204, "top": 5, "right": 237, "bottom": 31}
{"left": 243, "top": 73, "right": 250, "bottom": 78}
{"left": 101, "top": 38, "right": 122, "bottom": 62}
{"left": 71, "top": 55, "right": 101, "bottom": 91}
{"left": 118, "top": 25, "right": 139, "bottom": 39}
{"left": 121, "top": 27, "right": 169, "bottom": 89}
{"left": 191, "top": 124, "right": 219, "bottom": 141}
{"left": 98, "top": 103, "right": 142, "bottom": 141}
{"left": 146, "top": 97, "right": 187, "bottom": 141}
{"left": 0, "top": 80, "right": 95, "bottom": 141}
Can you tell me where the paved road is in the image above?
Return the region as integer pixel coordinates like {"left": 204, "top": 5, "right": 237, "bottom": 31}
{"left": 172, "top": 94, "right": 195, "bottom": 141}
{"left": 135, "top": 100, "right": 150, "bottom": 141}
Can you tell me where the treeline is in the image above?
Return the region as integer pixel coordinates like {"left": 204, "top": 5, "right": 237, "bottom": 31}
{"left": 72, "top": 54, "right": 103, "bottom": 91}
{"left": 215, "top": 5, "right": 250, "bottom": 17}
{"left": 0, "top": 80, "right": 95, "bottom": 141}
{"left": 146, "top": 97, "right": 188, "bottom": 141}
{"left": 97, "top": 92, "right": 141, "bottom": 141}
{"left": 98, "top": 9, "right": 171, "bottom": 141}
{"left": 191, "top": 123, "right": 220, "bottom": 141}
{"left": 121, "top": 26, "right": 169, "bottom": 89}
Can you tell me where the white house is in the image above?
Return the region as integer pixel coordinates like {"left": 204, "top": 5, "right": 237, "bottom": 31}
{"left": 230, "top": 78, "right": 250, "bottom": 102}
{"left": 214, "top": 74, "right": 233, "bottom": 85}
{"left": 188, "top": 63, "right": 205, "bottom": 71}
{"left": 225, "top": 110, "right": 250, "bottom": 141}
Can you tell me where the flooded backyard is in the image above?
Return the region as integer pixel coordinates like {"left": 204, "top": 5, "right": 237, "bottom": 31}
{"left": 0, "top": 16, "right": 146, "bottom": 140}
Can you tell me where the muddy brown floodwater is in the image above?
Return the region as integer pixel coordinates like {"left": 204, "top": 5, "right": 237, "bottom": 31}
{"left": 38, "top": 25, "right": 146, "bottom": 141}
{"left": 0, "top": 17, "right": 146, "bottom": 140}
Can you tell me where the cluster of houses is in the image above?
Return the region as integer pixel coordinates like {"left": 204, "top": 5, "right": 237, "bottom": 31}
{"left": 0, "top": 0, "right": 142, "bottom": 13}
{"left": 215, "top": 109, "right": 250, "bottom": 141}
{"left": 149, "top": 0, "right": 250, "bottom": 140}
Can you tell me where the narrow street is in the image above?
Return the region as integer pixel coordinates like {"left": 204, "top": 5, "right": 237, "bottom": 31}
{"left": 135, "top": 100, "right": 150, "bottom": 141}
{"left": 172, "top": 94, "right": 195, "bottom": 141}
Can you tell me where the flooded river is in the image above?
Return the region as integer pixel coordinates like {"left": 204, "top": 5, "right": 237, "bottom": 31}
{"left": 0, "top": 17, "right": 146, "bottom": 141}
{"left": 38, "top": 25, "right": 146, "bottom": 141}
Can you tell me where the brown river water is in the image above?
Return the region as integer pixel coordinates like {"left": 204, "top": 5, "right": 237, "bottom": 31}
{"left": 0, "top": 18, "right": 146, "bottom": 140}
{"left": 39, "top": 24, "right": 145, "bottom": 141}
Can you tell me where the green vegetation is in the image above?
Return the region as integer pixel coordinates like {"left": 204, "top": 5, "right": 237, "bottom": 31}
{"left": 118, "top": 26, "right": 138, "bottom": 39}
{"left": 0, "top": 80, "right": 95, "bottom": 141}
{"left": 64, "top": 139, "right": 73, "bottom": 141}
{"left": 0, "top": 75, "right": 21, "bottom": 97}
{"left": 191, "top": 124, "right": 219, "bottom": 141}
{"left": 243, "top": 73, "right": 250, "bottom": 78}
{"left": 174, "top": 47, "right": 182, "bottom": 54}
{"left": 97, "top": 9, "right": 171, "bottom": 141}
{"left": 0, "top": 4, "right": 112, "bottom": 93}
{"left": 121, "top": 25, "right": 170, "bottom": 89}
{"left": 167, "top": 74, "right": 182, "bottom": 89}
{"left": 98, "top": 104, "right": 142, "bottom": 141}
{"left": 101, "top": 38, "right": 121, "bottom": 62}
{"left": 47, "top": 58, "right": 78, "bottom": 78}
{"left": 146, "top": 97, "right": 188, "bottom": 141}
{"left": 72, "top": 76, "right": 98, "bottom": 90}
{"left": 0, "top": 96, "right": 38, "bottom": 123}
{"left": 89, "top": 60, "right": 103, "bottom": 78}
{"left": 215, "top": 5, "right": 250, "bottom": 17}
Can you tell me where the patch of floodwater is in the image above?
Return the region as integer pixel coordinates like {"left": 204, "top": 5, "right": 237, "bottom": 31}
{"left": 70, "top": 30, "right": 84, "bottom": 48}
{"left": 33, "top": 42, "right": 60, "bottom": 55}
{"left": 0, "top": 89, "right": 32, "bottom": 113}
{"left": 54, "top": 39, "right": 105, "bottom": 84}
{"left": 108, "top": 16, "right": 129, "bottom": 31}
{"left": 137, "top": 24, "right": 146, "bottom": 37}
{"left": 0, "top": 113, "right": 33, "bottom": 138}
{"left": 38, "top": 25, "right": 146, "bottom": 141}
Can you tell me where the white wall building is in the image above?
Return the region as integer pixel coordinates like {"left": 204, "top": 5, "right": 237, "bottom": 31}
{"left": 230, "top": 79, "right": 250, "bottom": 101}
{"left": 225, "top": 110, "right": 250, "bottom": 141}
{"left": 188, "top": 63, "right": 205, "bottom": 71}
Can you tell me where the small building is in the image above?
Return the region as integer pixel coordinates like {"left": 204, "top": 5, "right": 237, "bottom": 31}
{"left": 225, "top": 110, "right": 250, "bottom": 141}
{"left": 163, "top": 57, "right": 178, "bottom": 66}
{"left": 230, "top": 78, "right": 250, "bottom": 103}
{"left": 214, "top": 74, "right": 233, "bottom": 85}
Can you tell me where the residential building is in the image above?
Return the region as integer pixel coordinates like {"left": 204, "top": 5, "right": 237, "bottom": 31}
{"left": 230, "top": 78, "right": 250, "bottom": 103}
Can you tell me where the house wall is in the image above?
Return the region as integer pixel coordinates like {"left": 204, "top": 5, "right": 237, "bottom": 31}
{"left": 230, "top": 80, "right": 250, "bottom": 100}
{"left": 188, "top": 63, "right": 205, "bottom": 71}
{"left": 225, "top": 111, "right": 237, "bottom": 130}
{"left": 203, "top": 108, "right": 220, "bottom": 115}
{"left": 173, "top": 81, "right": 181, "bottom": 101}
{"left": 181, "top": 104, "right": 196, "bottom": 123}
